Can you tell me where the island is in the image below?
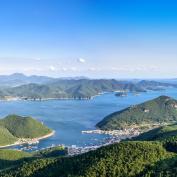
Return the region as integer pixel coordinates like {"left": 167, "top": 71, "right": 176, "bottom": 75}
{"left": 0, "top": 115, "right": 54, "bottom": 147}
{"left": 115, "top": 92, "right": 127, "bottom": 97}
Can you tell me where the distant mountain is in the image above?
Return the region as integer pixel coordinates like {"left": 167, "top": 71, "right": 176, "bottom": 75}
{"left": 97, "top": 96, "right": 177, "bottom": 130}
{"left": 0, "top": 79, "right": 147, "bottom": 100}
{"left": 0, "top": 74, "right": 176, "bottom": 99}
{"left": 137, "top": 80, "right": 177, "bottom": 90}
{"left": 0, "top": 73, "right": 91, "bottom": 87}
{"left": 0, "top": 73, "right": 54, "bottom": 87}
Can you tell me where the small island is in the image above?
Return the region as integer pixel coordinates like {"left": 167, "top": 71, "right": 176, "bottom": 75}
{"left": 0, "top": 115, "right": 54, "bottom": 148}
{"left": 115, "top": 92, "right": 127, "bottom": 97}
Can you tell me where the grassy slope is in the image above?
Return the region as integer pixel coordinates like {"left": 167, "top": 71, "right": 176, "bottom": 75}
{"left": 0, "top": 127, "right": 17, "bottom": 146}
{"left": 0, "top": 146, "right": 66, "bottom": 174}
{"left": 97, "top": 96, "right": 177, "bottom": 130}
{"left": 0, "top": 149, "right": 31, "bottom": 172}
{"left": 0, "top": 115, "right": 52, "bottom": 146}
{"left": 1, "top": 141, "right": 174, "bottom": 177}
{"left": 0, "top": 115, "right": 52, "bottom": 139}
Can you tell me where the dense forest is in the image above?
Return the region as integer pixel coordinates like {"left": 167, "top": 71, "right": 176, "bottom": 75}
{"left": 0, "top": 141, "right": 176, "bottom": 177}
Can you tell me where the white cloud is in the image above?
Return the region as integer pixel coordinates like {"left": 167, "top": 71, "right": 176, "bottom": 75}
{"left": 49, "top": 65, "right": 56, "bottom": 71}
{"left": 78, "top": 58, "right": 86, "bottom": 63}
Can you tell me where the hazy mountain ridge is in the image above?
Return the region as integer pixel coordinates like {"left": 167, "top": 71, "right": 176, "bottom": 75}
{"left": 0, "top": 74, "right": 176, "bottom": 100}
{"left": 0, "top": 73, "right": 89, "bottom": 87}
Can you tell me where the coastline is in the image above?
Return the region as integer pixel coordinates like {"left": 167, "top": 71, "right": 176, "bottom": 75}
{"left": 0, "top": 90, "right": 128, "bottom": 102}
{"left": 0, "top": 130, "right": 55, "bottom": 149}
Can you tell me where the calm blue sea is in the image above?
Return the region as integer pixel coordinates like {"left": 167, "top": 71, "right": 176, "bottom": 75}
{"left": 0, "top": 88, "right": 177, "bottom": 151}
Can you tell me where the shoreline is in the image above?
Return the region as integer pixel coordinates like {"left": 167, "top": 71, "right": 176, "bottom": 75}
{"left": 0, "top": 90, "right": 131, "bottom": 102}
{"left": 0, "top": 130, "right": 55, "bottom": 149}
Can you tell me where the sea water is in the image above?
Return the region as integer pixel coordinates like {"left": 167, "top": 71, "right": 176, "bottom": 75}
{"left": 0, "top": 88, "right": 176, "bottom": 151}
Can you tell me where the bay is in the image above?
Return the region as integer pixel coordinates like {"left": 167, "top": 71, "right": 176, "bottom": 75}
{"left": 0, "top": 88, "right": 177, "bottom": 151}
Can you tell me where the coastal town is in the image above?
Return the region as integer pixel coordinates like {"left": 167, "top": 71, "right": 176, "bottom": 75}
{"left": 67, "top": 128, "right": 142, "bottom": 156}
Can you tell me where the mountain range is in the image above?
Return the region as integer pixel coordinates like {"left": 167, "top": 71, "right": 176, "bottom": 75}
{"left": 0, "top": 73, "right": 176, "bottom": 100}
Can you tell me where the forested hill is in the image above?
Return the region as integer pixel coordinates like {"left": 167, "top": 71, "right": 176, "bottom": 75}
{"left": 0, "top": 79, "right": 176, "bottom": 100}
{"left": 1, "top": 141, "right": 174, "bottom": 177}
{"left": 132, "top": 123, "right": 177, "bottom": 142}
{"left": 97, "top": 96, "right": 177, "bottom": 130}
{"left": 0, "top": 115, "right": 52, "bottom": 146}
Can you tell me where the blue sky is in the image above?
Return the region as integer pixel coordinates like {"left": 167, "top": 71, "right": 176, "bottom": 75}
{"left": 0, "top": 0, "right": 177, "bottom": 78}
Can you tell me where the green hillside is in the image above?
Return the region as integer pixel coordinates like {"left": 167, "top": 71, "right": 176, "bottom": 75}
{"left": 0, "top": 146, "right": 66, "bottom": 172}
{"left": 133, "top": 123, "right": 177, "bottom": 141}
{"left": 0, "top": 115, "right": 52, "bottom": 146}
{"left": 1, "top": 141, "right": 174, "bottom": 177}
{"left": 97, "top": 96, "right": 177, "bottom": 130}
{"left": 0, "top": 149, "right": 31, "bottom": 171}
{"left": 0, "top": 126, "right": 17, "bottom": 146}
{"left": 141, "top": 156, "right": 177, "bottom": 177}
{"left": 0, "top": 115, "right": 52, "bottom": 138}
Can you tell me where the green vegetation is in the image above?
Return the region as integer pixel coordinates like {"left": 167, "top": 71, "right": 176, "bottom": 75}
{"left": 0, "top": 149, "right": 31, "bottom": 171}
{"left": 0, "top": 146, "right": 66, "bottom": 173}
{"left": 33, "top": 146, "right": 66, "bottom": 158}
{"left": 0, "top": 115, "right": 52, "bottom": 139}
{"left": 97, "top": 96, "right": 177, "bottom": 130}
{"left": 0, "top": 127, "right": 17, "bottom": 146}
{"left": 0, "top": 141, "right": 174, "bottom": 177}
{"left": 141, "top": 157, "right": 177, "bottom": 177}
{"left": 133, "top": 123, "right": 177, "bottom": 141}
{"left": 0, "top": 115, "right": 52, "bottom": 146}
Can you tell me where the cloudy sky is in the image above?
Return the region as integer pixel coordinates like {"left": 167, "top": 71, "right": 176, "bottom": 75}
{"left": 0, "top": 0, "right": 177, "bottom": 78}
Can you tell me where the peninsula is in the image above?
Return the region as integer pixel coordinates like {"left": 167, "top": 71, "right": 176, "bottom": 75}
{"left": 0, "top": 115, "right": 54, "bottom": 147}
{"left": 97, "top": 96, "right": 177, "bottom": 130}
